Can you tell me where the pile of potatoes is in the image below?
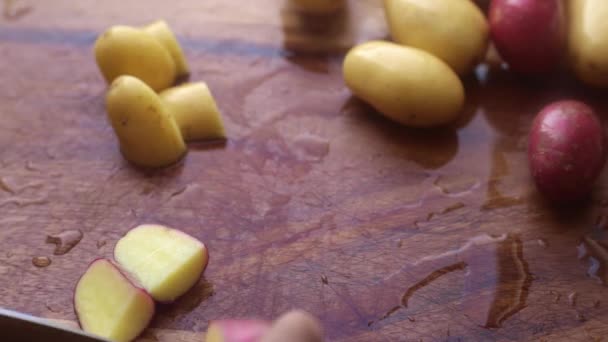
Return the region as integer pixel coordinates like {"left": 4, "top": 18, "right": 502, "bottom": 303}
{"left": 343, "top": 0, "right": 608, "bottom": 203}
{"left": 94, "top": 21, "right": 226, "bottom": 169}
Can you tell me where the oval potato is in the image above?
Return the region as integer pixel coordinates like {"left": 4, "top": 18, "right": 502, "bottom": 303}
{"left": 384, "top": 0, "right": 489, "bottom": 75}
{"left": 95, "top": 26, "right": 176, "bottom": 91}
{"left": 568, "top": 0, "right": 608, "bottom": 87}
{"left": 343, "top": 41, "right": 465, "bottom": 127}
{"left": 106, "top": 76, "right": 186, "bottom": 168}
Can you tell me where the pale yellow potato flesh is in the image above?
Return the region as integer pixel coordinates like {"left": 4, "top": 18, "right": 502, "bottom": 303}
{"left": 384, "top": 0, "right": 488, "bottom": 75}
{"left": 74, "top": 259, "right": 155, "bottom": 342}
{"left": 568, "top": 0, "right": 608, "bottom": 88}
{"left": 114, "top": 224, "right": 208, "bottom": 302}
{"left": 291, "top": 0, "right": 345, "bottom": 13}
{"left": 343, "top": 41, "right": 465, "bottom": 127}
{"left": 160, "top": 83, "right": 226, "bottom": 142}
{"left": 142, "top": 20, "right": 189, "bottom": 77}
{"left": 94, "top": 26, "right": 176, "bottom": 91}
{"left": 106, "top": 76, "right": 186, "bottom": 168}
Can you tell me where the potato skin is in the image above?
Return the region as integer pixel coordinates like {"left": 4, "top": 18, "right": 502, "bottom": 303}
{"left": 384, "top": 0, "right": 489, "bottom": 75}
{"left": 142, "top": 20, "right": 189, "bottom": 77}
{"left": 489, "top": 0, "right": 565, "bottom": 74}
{"left": 106, "top": 76, "right": 186, "bottom": 168}
{"left": 568, "top": 0, "right": 608, "bottom": 88}
{"left": 528, "top": 100, "right": 606, "bottom": 202}
{"left": 343, "top": 41, "right": 464, "bottom": 127}
{"left": 95, "top": 26, "right": 176, "bottom": 91}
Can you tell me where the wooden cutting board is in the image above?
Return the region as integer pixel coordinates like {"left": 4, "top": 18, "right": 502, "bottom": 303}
{"left": 1, "top": 0, "right": 608, "bottom": 341}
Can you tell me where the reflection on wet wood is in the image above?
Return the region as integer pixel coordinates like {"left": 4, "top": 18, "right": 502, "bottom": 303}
{"left": 1, "top": 0, "right": 608, "bottom": 341}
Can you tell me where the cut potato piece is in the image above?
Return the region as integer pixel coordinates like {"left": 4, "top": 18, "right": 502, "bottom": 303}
{"left": 94, "top": 25, "right": 176, "bottom": 91}
{"left": 106, "top": 75, "right": 187, "bottom": 169}
{"left": 142, "top": 20, "right": 189, "bottom": 77}
{"left": 74, "top": 259, "right": 155, "bottom": 342}
{"left": 114, "top": 224, "right": 208, "bottom": 302}
{"left": 160, "top": 82, "right": 226, "bottom": 142}
{"left": 206, "top": 320, "right": 271, "bottom": 342}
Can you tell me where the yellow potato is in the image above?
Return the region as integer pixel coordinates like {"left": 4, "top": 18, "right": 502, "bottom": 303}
{"left": 568, "top": 0, "right": 608, "bottom": 87}
{"left": 94, "top": 26, "right": 176, "bottom": 91}
{"left": 160, "top": 83, "right": 226, "bottom": 142}
{"left": 384, "top": 0, "right": 488, "bottom": 75}
{"left": 343, "top": 41, "right": 465, "bottom": 127}
{"left": 142, "top": 20, "right": 189, "bottom": 77}
{"left": 106, "top": 75, "right": 186, "bottom": 168}
{"left": 291, "top": 0, "right": 345, "bottom": 14}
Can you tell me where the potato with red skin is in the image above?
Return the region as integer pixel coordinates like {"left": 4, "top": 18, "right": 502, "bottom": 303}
{"left": 528, "top": 100, "right": 606, "bottom": 202}
{"left": 489, "top": 0, "right": 565, "bottom": 74}
{"left": 206, "top": 320, "right": 271, "bottom": 342}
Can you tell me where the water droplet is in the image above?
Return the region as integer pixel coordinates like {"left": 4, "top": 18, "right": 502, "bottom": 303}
{"left": 96, "top": 240, "right": 107, "bottom": 249}
{"left": 291, "top": 134, "right": 329, "bottom": 162}
{"left": 46, "top": 230, "right": 83, "bottom": 255}
{"left": 321, "top": 275, "right": 328, "bottom": 285}
{"left": 578, "top": 235, "right": 608, "bottom": 284}
{"left": 396, "top": 239, "right": 403, "bottom": 248}
{"left": 549, "top": 290, "right": 561, "bottom": 303}
{"left": 537, "top": 239, "right": 548, "bottom": 248}
{"left": 576, "top": 312, "right": 587, "bottom": 322}
{"left": 568, "top": 292, "right": 578, "bottom": 307}
{"left": 32, "top": 256, "right": 51, "bottom": 268}
{"left": 407, "top": 316, "right": 416, "bottom": 322}
{"left": 25, "top": 161, "right": 40, "bottom": 172}
{"left": 0, "top": 177, "right": 15, "bottom": 194}
{"left": 0, "top": 196, "right": 48, "bottom": 208}
{"left": 370, "top": 234, "right": 531, "bottom": 329}
{"left": 433, "top": 175, "right": 481, "bottom": 198}
{"left": 45, "top": 301, "right": 60, "bottom": 313}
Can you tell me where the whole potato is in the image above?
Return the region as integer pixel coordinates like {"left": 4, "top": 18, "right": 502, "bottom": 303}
{"left": 568, "top": 0, "right": 608, "bottom": 88}
{"left": 528, "top": 100, "right": 606, "bottom": 202}
{"left": 489, "top": 0, "right": 565, "bottom": 74}
{"left": 95, "top": 26, "right": 176, "bottom": 91}
{"left": 343, "top": 41, "right": 465, "bottom": 127}
{"left": 384, "top": 0, "right": 489, "bottom": 75}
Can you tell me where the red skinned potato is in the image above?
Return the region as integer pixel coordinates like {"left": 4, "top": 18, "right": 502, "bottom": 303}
{"left": 206, "top": 320, "right": 271, "bottom": 342}
{"left": 528, "top": 100, "right": 606, "bottom": 202}
{"left": 489, "top": 0, "right": 565, "bottom": 74}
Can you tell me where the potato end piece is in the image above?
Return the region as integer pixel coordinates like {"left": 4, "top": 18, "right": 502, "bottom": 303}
{"left": 94, "top": 25, "right": 176, "bottom": 91}
{"left": 142, "top": 20, "right": 190, "bottom": 77}
{"left": 74, "top": 259, "right": 155, "bottom": 342}
{"left": 160, "top": 82, "right": 226, "bottom": 142}
{"left": 106, "top": 76, "right": 187, "bottom": 169}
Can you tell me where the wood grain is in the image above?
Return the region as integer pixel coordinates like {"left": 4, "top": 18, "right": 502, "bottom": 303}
{"left": 1, "top": 0, "right": 608, "bottom": 341}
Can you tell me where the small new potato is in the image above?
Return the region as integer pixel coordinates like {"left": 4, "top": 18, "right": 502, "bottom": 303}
{"left": 384, "top": 0, "right": 489, "bottom": 75}
{"left": 95, "top": 26, "right": 176, "bottom": 91}
{"left": 528, "top": 100, "right": 606, "bottom": 202}
{"left": 106, "top": 76, "right": 186, "bottom": 168}
{"left": 489, "top": 0, "right": 565, "bottom": 74}
{"left": 206, "top": 320, "right": 271, "bottom": 342}
{"left": 343, "top": 41, "right": 465, "bottom": 127}
{"left": 568, "top": 0, "right": 608, "bottom": 87}
{"left": 160, "top": 83, "right": 226, "bottom": 142}
{"left": 142, "top": 20, "right": 189, "bottom": 77}
{"left": 291, "top": 0, "right": 345, "bottom": 14}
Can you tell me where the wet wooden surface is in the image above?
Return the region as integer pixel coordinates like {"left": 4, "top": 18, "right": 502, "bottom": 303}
{"left": 1, "top": 0, "right": 608, "bottom": 341}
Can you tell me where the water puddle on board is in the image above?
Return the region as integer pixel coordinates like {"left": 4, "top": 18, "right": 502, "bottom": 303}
{"left": 369, "top": 234, "right": 531, "bottom": 329}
